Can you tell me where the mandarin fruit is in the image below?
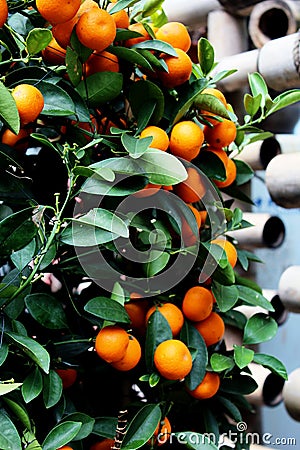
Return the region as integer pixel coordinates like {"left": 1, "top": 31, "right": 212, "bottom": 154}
{"left": 76, "top": 8, "right": 116, "bottom": 52}
{"left": 111, "top": 335, "right": 141, "bottom": 371}
{"left": 56, "top": 368, "right": 77, "bottom": 388}
{"left": 158, "top": 48, "right": 192, "bottom": 89}
{"left": 85, "top": 50, "right": 119, "bottom": 76}
{"left": 0, "top": 0, "right": 8, "bottom": 27}
{"left": 211, "top": 237, "right": 237, "bottom": 268}
{"left": 153, "top": 417, "right": 172, "bottom": 446}
{"left": 154, "top": 339, "right": 192, "bottom": 380}
{"left": 214, "top": 157, "right": 237, "bottom": 188}
{"left": 36, "top": 0, "right": 81, "bottom": 24}
{"left": 169, "top": 120, "right": 204, "bottom": 161}
{"left": 90, "top": 439, "right": 115, "bottom": 450}
{"left": 95, "top": 325, "right": 129, "bottom": 363}
{"left": 146, "top": 303, "right": 184, "bottom": 336}
{"left": 187, "top": 371, "right": 220, "bottom": 399}
{"left": 204, "top": 119, "right": 237, "bottom": 149}
{"left": 140, "top": 126, "right": 169, "bottom": 151}
{"left": 42, "top": 37, "right": 66, "bottom": 65}
{"left": 182, "top": 286, "right": 214, "bottom": 322}
{"left": 194, "top": 311, "right": 225, "bottom": 346}
{"left": 11, "top": 84, "right": 44, "bottom": 125}
{"left": 156, "top": 22, "right": 191, "bottom": 52}
{"left": 174, "top": 167, "right": 206, "bottom": 203}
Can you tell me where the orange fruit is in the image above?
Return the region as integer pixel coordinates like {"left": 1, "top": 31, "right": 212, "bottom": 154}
{"left": 146, "top": 303, "right": 184, "bottom": 337}
{"left": 140, "top": 126, "right": 169, "bottom": 151}
{"left": 125, "top": 23, "right": 150, "bottom": 47}
{"left": 11, "top": 84, "right": 44, "bottom": 125}
{"left": 187, "top": 371, "right": 220, "bottom": 399}
{"left": 94, "top": 325, "right": 129, "bottom": 363}
{"left": 85, "top": 51, "right": 119, "bottom": 76}
{"left": 200, "top": 88, "right": 228, "bottom": 125}
{"left": 124, "top": 301, "right": 147, "bottom": 334}
{"left": 56, "top": 368, "right": 77, "bottom": 389}
{"left": 194, "top": 312, "right": 225, "bottom": 347}
{"left": 153, "top": 417, "right": 172, "bottom": 446}
{"left": 36, "top": 0, "right": 81, "bottom": 24}
{"left": 169, "top": 121, "right": 204, "bottom": 161}
{"left": 57, "top": 446, "right": 74, "bottom": 450}
{"left": 211, "top": 238, "right": 237, "bottom": 268}
{"left": 174, "top": 167, "right": 206, "bottom": 203}
{"left": 134, "top": 183, "right": 162, "bottom": 198}
{"left": 112, "top": 9, "right": 130, "bottom": 29}
{"left": 204, "top": 119, "right": 237, "bottom": 149}
{"left": 181, "top": 205, "right": 201, "bottom": 247}
{"left": 111, "top": 335, "right": 141, "bottom": 371}
{"left": 156, "top": 22, "right": 191, "bottom": 52}
{"left": 130, "top": 292, "right": 143, "bottom": 300}
{"left": 0, "top": 0, "right": 8, "bottom": 27}
{"left": 214, "top": 157, "right": 236, "bottom": 188}
{"left": 52, "top": 0, "right": 98, "bottom": 49}
{"left": 158, "top": 48, "right": 192, "bottom": 89}
{"left": 154, "top": 339, "right": 192, "bottom": 380}
{"left": 76, "top": 8, "right": 116, "bottom": 52}
{"left": 90, "top": 439, "right": 115, "bottom": 450}
{"left": 42, "top": 37, "right": 66, "bottom": 65}
{"left": 1, "top": 128, "right": 31, "bottom": 149}
{"left": 182, "top": 286, "right": 214, "bottom": 322}
{"left": 205, "top": 146, "right": 229, "bottom": 167}
{"left": 187, "top": 205, "right": 201, "bottom": 228}
{"left": 199, "top": 210, "right": 207, "bottom": 225}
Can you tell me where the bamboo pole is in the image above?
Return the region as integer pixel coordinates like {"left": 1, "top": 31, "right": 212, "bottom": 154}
{"left": 265, "top": 153, "right": 300, "bottom": 208}
{"left": 283, "top": 368, "right": 300, "bottom": 421}
{"left": 235, "top": 137, "right": 281, "bottom": 170}
{"left": 248, "top": 0, "right": 297, "bottom": 48}
{"left": 228, "top": 212, "right": 285, "bottom": 248}
{"left": 246, "top": 363, "right": 285, "bottom": 407}
{"left": 278, "top": 265, "right": 300, "bottom": 312}
{"left": 215, "top": 32, "right": 300, "bottom": 92}
{"left": 275, "top": 134, "right": 300, "bottom": 154}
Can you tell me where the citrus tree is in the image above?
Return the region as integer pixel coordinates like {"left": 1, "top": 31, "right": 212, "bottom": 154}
{"left": 0, "top": 0, "right": 300, "bottom": 449}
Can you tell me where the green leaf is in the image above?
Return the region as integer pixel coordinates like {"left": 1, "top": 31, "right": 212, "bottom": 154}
{"left": 3, "top": 397, "right": 32, "bottom": 432}
{"left": 266, "top": 89, "right": 300, "bottom": 116}
{"left": 25, "top": 293, "right": 68, "bottom": 329}
{"left": 243, "top": 93, "right": 262, "bottom": 117}
{"left": 234, "top": 160, "right": 254, "bottom": 186}
{"left": 174, "top": 431, "right": 218, "bottom": 450}
{"left": 0, "top": 411, "right": 22, "bottom": 450}
{"left": 62, "top": 413, "right": 95, "bottom": 440}
{"left": 171, "top": 78, "right": 208, "bottom": 124}
{"left": 210, "top": 353, "right": 234, "bottom": 372}
{"left": 220, "top": 374, "right": 258, "bottom": 395}
{"left": 43, "top": 370, "right": 63, "bottom": 409}
{"left": 198, "top": 38, "right": 215, "bottom": 76}
{"left": 26, "top": 28, "right": 52, "bottom": 55}
{"left": 77, "top": 72, "right": 123, "bottom": 107}
{"left": 109, "top": 0, "right": 137, "bottom": 14}
{"left": 253, "top": 353, "right": 288, "bottom": 380}
{"left": 109, "top": 45, "right": 153, "bottom": 71}
{"left": 122, "top": 133, "right": 152, "bottom": 159}
{"left": 84, "top": 297, "right": 130, "bottom": 323}
{"left": 133, "top": 39, "right": 177, "bottom": 56}
{"left": 248, "top": 72, "right": 268, "bottom": 107}
{"left": 37, "top": 81, "right": 76, "bottom": 116}
{"left": 149, "top": 372, "right": 160, "bottom": 387}
{"left": 92, "top": 417, "right": 118, "bottom": 439}
{"left": 0, "top": 207, "right": 37, "bottom": 257}
{"left": 42, "top": 421, "right": 82, "bottom": 450}
{"left": 142, "top": 0, "right": 164, "bottom": 17}
{"left": 0, "top": 342, "right": 8, "bottom": 366}
{"left": 194, "top": 93, "right": 230, "bottom": 119}
{"left": 61, "top": 208, "right": 129, "bottom": 246}
{"left": 139, "top": 148, "right": 187, "bottom": 184}
{"left": 233, "top": 345, "right": 254, "bottom": 369}
{"left": 243, "top": 313, "right": 278, "bottom": 345}
{"left": 144, "top": 251, "right": 170, "bottom": 277}
{"left": 145, "top": 310, "right": 172, "bottom": 371}
{"left": 212, "top": 282, "right": 239, "bottom": 312}
{"left": 0, "top": 382, "right": 22, "bottom": 396}
{"left": 5, "top": 331, "right": 50, "bottom": 373}
{"left": 237, "top": 285, "right": 274, "bottom": 312}
{"left": 22, "top": 367, "right": 43, "bottom": 403}
{"left": 0, "top": 81, "right": 20, "bottom": 134}
{"left": 10, "top": 239, "right": 36, "bottom": 271}
{"left": 66, "top": 46, "right": 83, "bottom": 87}
{"left": 111, "top": 282, "right": 126, "bottom": 305}
{"left": 217, "top": 397, "right": 242, "bottom": 423}
{"left": 181, "top": 321, "right": 208, "bottom": 390}
{"left": 122, "top": 404, "right": 161, "bottom": 450}
{"left": 129, "top": 79, "right": 164, "bottom": 125}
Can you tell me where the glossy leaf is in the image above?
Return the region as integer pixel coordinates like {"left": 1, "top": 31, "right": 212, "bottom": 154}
{"left": 171, "top": 78, "right": 208, "bottom": 124}
{"left": 43, "top": 370, "right": 63, "bottom": 408}
{"left": 217, "top": 396, "right": 242, "bottom": 423}
{"left": 139, "top": 148, "right": 187, "bottom": 185}
{"left": 210, "top": 353, "right": 234, "bottom": 372}
{"left": 10, "top": 239, "right": 36, "bottom": 271}
{"left": 253, "top": 353, "right": 288, "bottom": 380}
{"left": 243, "top": 93, "right": 262, "bottom": 117}
{"left": 233, "top": 345, "right": 254, "bottom": 369}
{"left": 198, "top": 38, "right": 215, "bottom": 76}
{"left": 122, "top": 133, "right": 152, "bottom": 159}
{"left": 212, "top": 282, "right": 239, "bottom": 312}
{"left": 37, "top": 81, "right": 76, "bottom": 116}
{"left": 0, "top": 81, "right": 20, "bottom": 134}
{"left": 266, "top": 89, "right": 300, "bottom": 116}
{"left": 248, "top": 72, "right": 268, "bottom": 107}
{"left": 22, "top": 367, "right": 43, "bottom": 403}
{"left": 220, "top": 374, "right": 258, "bottom": 395}
{"left": 194, "top": 93, "right": 230, "bottom": 119}
{"left": 3, "top": 397, "right": 32, "bottom": 432}
{"left": 92, "top": 417, "right": 118, "bottom": 438}
{"left": 234, "top": 160, "right": 254, "bottom": 186}
{"left": 26, "top": 28, "right": 52, "bottom": 55}
{"left": 42, "top": 421, "right": 82, "bottom": 450}
{"left": 237, "top": 285, "right": 274, "bottom": 312}
{"left": 181, "top": 321, "right": 208, "bottom": 390}
{"left": 243, "top": 313, "right": 278, "bottom": 345}
{"left": 109, "top": 46, "right": 153, "bottom": 71}
{"left": 77, "top": 72, "right": 123, "bottom": 107}
{"left": 133, "top": 39, "right": 177, "bottom": 56}
{"left": 5, "top": 331, "right": 50, "bottom": 373}
{"left": 0, "top": 207, "right": 37, "bottom": 257}
{"left": 145, "top": 309, "right": 172, "bottom": 371}
{"left": 0, "top": 342, "right": 8, "bottom": 366}
{"left": 122, "top": 404, "right": 161, "bottom": 450}
{"left": 129, "top": 79, "right": 165, "bottom": 125}
{"left": 0, "top": 411, "right": 22, "bottom": 450}
{"left": 25, "top": 293, "right": 68, "bottom": 329}
{"left": 63, "top": 412, "right": 95, "bottom": 441}
{"left": 66, "top": 46, "right": 83, "bottom": 87}
{"left": 84, "top": 296, "right": 130, "bottom": 323}
{"left": 0, "top": 382, "right": 22, "bottom": 396}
